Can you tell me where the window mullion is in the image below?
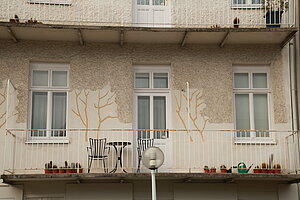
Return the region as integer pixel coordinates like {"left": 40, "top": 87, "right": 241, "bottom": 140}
{"left": 249, "top": 93, "right": 255, "bottom": 138}
{"left": 47, "top": 91, "right": 52, "bottom": 138}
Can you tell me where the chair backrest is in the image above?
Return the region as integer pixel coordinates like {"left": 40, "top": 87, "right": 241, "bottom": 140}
{"left": 137, "top": 138, "right": 154, "bottom": 156}
{"left": 89, "top": 138, "right": 107, "bottom": 157}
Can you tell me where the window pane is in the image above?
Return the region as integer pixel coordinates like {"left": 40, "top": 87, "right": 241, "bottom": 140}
{"left": 138, "top": 96, "right": 150, "bottom": 138}
{"left": 234, "top": 73, "right": 249, "bottom": 88}
{"left": 233, "top": 0, "right": 246, "bottom": 4}
{"left": 32, "top": 70, "right": 48, "bottom": 87}
{"left": 31, "top": 92, "right": 47, "bottom": 137}
{"left": 51, "top": 92, "right": 67, "bottom": 137}
{"left": 137, "top": 0, "right": 149, "bottom": 5}
{"left": 254, "top": 94, "right": 269, "bottom": 137}
{"left": 235, "top": 94, "right": 250, "bottom": 137}
{"left": 154, "top": 73, "right": 168, "bottom": 88}
{"left": 154, "top": 96, "right": 166, "bottom": 139}
{"left": 253, "top": 73, "right": 267, "bottom": 88}
{"left": 135, "top": 73, "right": 150, "bottom": 88}
{"left": 153, "top": 0, "right": 165, "bottom": 5}
{"left": 52, "top": 71, "right": 67, "bottom": 87}
{"left": 252, "top": 0, "right": 262, "bottom": 4}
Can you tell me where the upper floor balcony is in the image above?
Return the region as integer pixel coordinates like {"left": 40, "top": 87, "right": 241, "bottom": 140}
{"left": 0, "top": 0, "right": 298, "bottom": 46}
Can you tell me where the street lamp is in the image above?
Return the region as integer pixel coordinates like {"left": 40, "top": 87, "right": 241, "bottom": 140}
{"left": 142, "top": 146, "right": 164, "bottom": 200}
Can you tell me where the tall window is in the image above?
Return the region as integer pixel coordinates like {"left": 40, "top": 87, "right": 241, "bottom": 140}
{"left": 134, "top": 66, "right": 170, "bottom": 139}
{"left": 233, "top": 67, "right": 270, "bottom": 139}
{"left": 30, "top": 63, "right": 69, "bottom": 138}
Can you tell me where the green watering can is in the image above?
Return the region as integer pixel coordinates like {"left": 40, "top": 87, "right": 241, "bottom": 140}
{"left": 238, "top": 162, "right": 253, "bottom": 173}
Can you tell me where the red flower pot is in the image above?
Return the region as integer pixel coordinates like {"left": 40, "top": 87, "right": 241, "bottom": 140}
{"left": 253, "top": 169, "right": 261, "bottom": 173}
{"left": 52, "top": 169, "right": 59, "bottom": 173}
{"left": 78, "top": 168, "right": 83, "bottom": 173}
{"left": 261, "top": 169, "right": 268, "bottom": 173}
{"left": 58, "top": 169, "right": 66, "bottom": 173}
{"left": 204, "top": 169, "right": 209, "bottom": 173}
{"left": 220, "top": 169, "right": 227, "bottom": 173}
{"left": 44, "top": 169, "right": 52, "bottom": 174}
{"left": 210, "top": 169, "right": 216, "bottom": 173}
{"left": 268, "top": 169, "right": 273, "bottom": 174}
{"left": 66, "top": 169, "right": 73, "bottom": 173}
{"left": 274, "top": 169, "right": 281, "bottom": 174}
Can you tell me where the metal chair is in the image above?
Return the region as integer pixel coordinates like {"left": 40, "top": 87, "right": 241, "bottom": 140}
{"left": 87, "top": 138, "right": 110, "bottom": 173}
{"left": 137, "top": 138, "right": 154, "bottom": 172}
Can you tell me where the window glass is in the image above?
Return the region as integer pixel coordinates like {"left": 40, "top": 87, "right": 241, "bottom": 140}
{"left": 153, "top": 0, "right": 165, "bottom": 5}
{"left": 137, "top": 0, "right": 149, "bottom": 5}
{"left": 254, "top": 94, "right": 269, "bottom": 136}
{"left": 52, "top": 71, "right": 68, "bottom": 87}
{"left": 235, "top": 94, "right": 250, "bottom": 137}
{"left": 252, "top": 0, "right": 262, "bottom": 4}
{"left": 153, "top": 73, "right": 168, "bottom": 88}
{"left": 233, "top": 0, "right": 246, "bottom": 4}
{"left": 253, "top": 73, "right": 267, "bottom": 88}
{"left": 153, "top": 96, "right": 166, "bottom": 139}
{"left": 234, "top": 73, "right": 249, "bottom": 88}
{"left": 51, "top": 92, "right": 67, "bottom": 137}
{"left": 135, "top": 73, "right": 150, "bottom": 88}
{"left": 33, "top": 70, "right": 48, "bottom": 87}
{"left": 138, "top": 96, "right": 150, "bottom": 139}
{"left": 31, "top": 92, "right": 47, "bottom": 137}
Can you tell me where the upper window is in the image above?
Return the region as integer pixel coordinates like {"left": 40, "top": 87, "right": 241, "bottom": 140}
{"left": 134, "top": 66, "right": 169, "bottom": 89}
{"left": 28, "top": 0, "right": 71, "bottom": 5}
{"left": 233, "top": 67, "right": 270, "bottom": 140}
{"left": 232, "top": 0, "right": 263, "bottom": 8}
{"left": 30, "top": 63, "right": 69, "bottom": 140}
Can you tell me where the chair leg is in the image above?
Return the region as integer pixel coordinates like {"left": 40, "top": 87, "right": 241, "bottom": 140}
{"left": 103, "top": 159, "right": 108, "bottom": 173}
{"left": 88, "top": 157, "right": 93, "bottom": 173}
{"left": 137, "top": 157, "right": 141, "bottom": 173}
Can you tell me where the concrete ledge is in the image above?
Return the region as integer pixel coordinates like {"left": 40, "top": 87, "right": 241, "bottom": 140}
{"left": 2, "top": 173, "right": 300, "bottom": 184}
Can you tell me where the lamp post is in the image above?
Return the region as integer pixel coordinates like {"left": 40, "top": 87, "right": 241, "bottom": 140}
{"left": 142, "top": 146, "right": 164, "bottom": 200}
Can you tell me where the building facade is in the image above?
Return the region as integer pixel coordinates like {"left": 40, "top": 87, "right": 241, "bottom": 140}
{"left": 0, "top": 0, "right": 299, "bottom": 199}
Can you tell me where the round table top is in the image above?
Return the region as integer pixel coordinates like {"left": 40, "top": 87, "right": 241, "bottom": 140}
{"left": 107, "top": 141, "right": 132, "bottom": 146}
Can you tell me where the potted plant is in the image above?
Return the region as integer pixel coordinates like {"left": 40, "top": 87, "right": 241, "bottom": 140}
{"left": 71, "top": 162, "right": 76, "bottom": 173}
{"left": 220, "top": 165, "right": 227, "bottom": 173}
{"left": 273, "top": 164, "right": 281, "bottom": 174}
{"left": 253, "top": 165, "right": 261, "bottom": 173}
{"left": 59, "top": 166, "right": 65, "bottom": 173}
{"left": 261, "top": 162, "right": 268, "bottom": 173}
{"left": 262, "top": 0, "right": 288, "bottom": 28}
{"left": 76, "top": 163, "right": 83, "bottom": 173}
{"left": 52, "top": 165, "right": 58, "bottom": 173}
{"left": 210, "top": 166, "right": 216, "bottom": 173}
{"left": 203, "top": 165, "right": 209, "bottom": 173}
{"left": 44, "top": 163, "right": 51, "bottom": 174}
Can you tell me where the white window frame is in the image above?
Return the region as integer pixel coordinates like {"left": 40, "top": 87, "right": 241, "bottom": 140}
{"left": 232, "top": 0, "right": 263, "bottom": 8}
{"left": 28, "top": 62, "right": 69, "bottom": 143}
{"left": 233, "top": 66, "right": 274, "bottom": 144}
{"left": 28, "top": 0, "right": 71, "bottom": 5}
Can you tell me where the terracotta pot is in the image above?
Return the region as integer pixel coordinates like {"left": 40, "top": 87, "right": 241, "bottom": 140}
{"left": 210, "top": 169, "right": 216, "bottom": 173}
{"left": 58, "top": 169, "right": 65, "bottom": 173}
{"left": 52, "top": 169, "right": 59, "bottom": 173}
{"left": 261, "top": 169, "right": 268, "bottom": 173}
{"left": 78, "top": 168, "right": 83, "bottom": 173}
{"left": 253, "top": 169, "right": 261, "bottom": 173}
{"left": 268, "top": 169, "right": 273, "bottom": 174}
{"left": 204, "top": 169, "right": 209, "bottom": 173}
{"left": 220, "top": 169, "right": 227, "bottom": 173}
{"left": 274, "top": 169, "right": 281, "bottom": 174}
{"left": 66, "top": 169, "right": 73, "bottom": 173}
{"left": 44, "top": 169, "right": 52, "bottom": 174}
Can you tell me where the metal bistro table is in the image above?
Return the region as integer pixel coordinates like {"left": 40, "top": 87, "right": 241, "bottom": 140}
{"left": 107, "top": 141, "right": 131, "bottom": 173}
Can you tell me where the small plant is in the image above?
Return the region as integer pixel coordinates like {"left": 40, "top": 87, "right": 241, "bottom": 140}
{"left": 255, "top": 165, "right": 260, "bottom": 169}
{"left": 204, "top": 165, "right": 209, "bottom": 173}
{"left": 220, "top": 165, "right": 227, "bottom": 173}
{"left": 261, "top": 162, "right": 268, "bottom": 169}
{"left": 253, "top": 165, "right": 261, "bottom": 173}
{"left": 210, "top": 166, "right": 216, "bottom": 173}
{"left": 273, "top": 164, "right": 281, "bottom": 169}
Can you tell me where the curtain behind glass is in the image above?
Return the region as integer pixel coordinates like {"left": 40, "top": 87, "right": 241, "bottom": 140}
{"left": 31, "top": 92, "right": 47, "bottom": 137}
{"left": 138, "top": 96, "right": 150, "bottom": 138}
{"left": 235, "top": 94, "right": 250, "bottom": 137}
{"left": 154, "top": 96, "right": 166, "bottom": 139}
{"left": 52, "top": 92, "right": 67, "bottom": 137}
{"left": 254, "top": 94, "right": 269, "bottom": 137}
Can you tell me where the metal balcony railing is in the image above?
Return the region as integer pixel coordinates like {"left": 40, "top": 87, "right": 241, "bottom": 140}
{"left": 1, "top": 129, "right": 299, "bottom": 175}
{"left": 0, "top": 0, "right": 295, "bottom": 28}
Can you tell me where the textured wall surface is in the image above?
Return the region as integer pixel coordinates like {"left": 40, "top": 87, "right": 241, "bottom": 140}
{"left": 0, "top": 40, "right": 288, "bottom": 126}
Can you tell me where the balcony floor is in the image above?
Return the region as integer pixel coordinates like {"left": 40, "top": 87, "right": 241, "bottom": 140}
{"left": 2, "top": 173, "right": 300, "bottom": 185}
{"left": 0, "top": 22, "right": 297, "bottom": 47}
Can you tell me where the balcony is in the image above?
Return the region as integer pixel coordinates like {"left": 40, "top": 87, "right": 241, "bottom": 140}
{"left": 0, "top": 0, "right": 297, "bottom": 46}
{"left": 2, "top": 129, "right": 300, "bottom": 184}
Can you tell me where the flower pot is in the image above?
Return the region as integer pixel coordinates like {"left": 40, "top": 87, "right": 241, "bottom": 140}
{"left": 210, "top": 169, "right": 216, "bottom": 173}
{"left": 220, "top": 169, "right": 227, "bottom": 173}
{"left": 66, "top": 169, "right": 73, "bottom": 173}
{"left": 204, "top": 169, "right": 209, "bottom": 173}
{"left": 253, "top": 169, "right": 261, "bottom": 173}
{"left": 52, "top": 169, "right": 59, "bottom": 173}
{"left": 265, "top": 11, "right": 284, "bottom": 28}
{"left": 268, "top": 169, "right": 274, "bottom": 174}
{"left": 78, "top": 168, "right": 83, "bottom": 173}
{"left": 44, "top": 169, "right": 52, "bottom": 174}
{"left": 274, "top": 169, "right": 281, "bottom": 174}
{"left": 59, "top": 168, "right": 66, "bottom": 173}
{"left": 261, "top": 169, "right": 268, "bottom": 173}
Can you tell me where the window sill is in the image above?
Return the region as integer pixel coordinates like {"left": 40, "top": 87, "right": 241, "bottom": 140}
{"left": 234, "top": 138, "right": 276, "bottom": 145}
{"left": 27, "top": 0, "right": 71, "bottom": 5}
{"left": 231, "top": 5, "right": 262, "bottom": 9}
{"left": 26, "top": 138, "right": 69, "bottom": 144}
